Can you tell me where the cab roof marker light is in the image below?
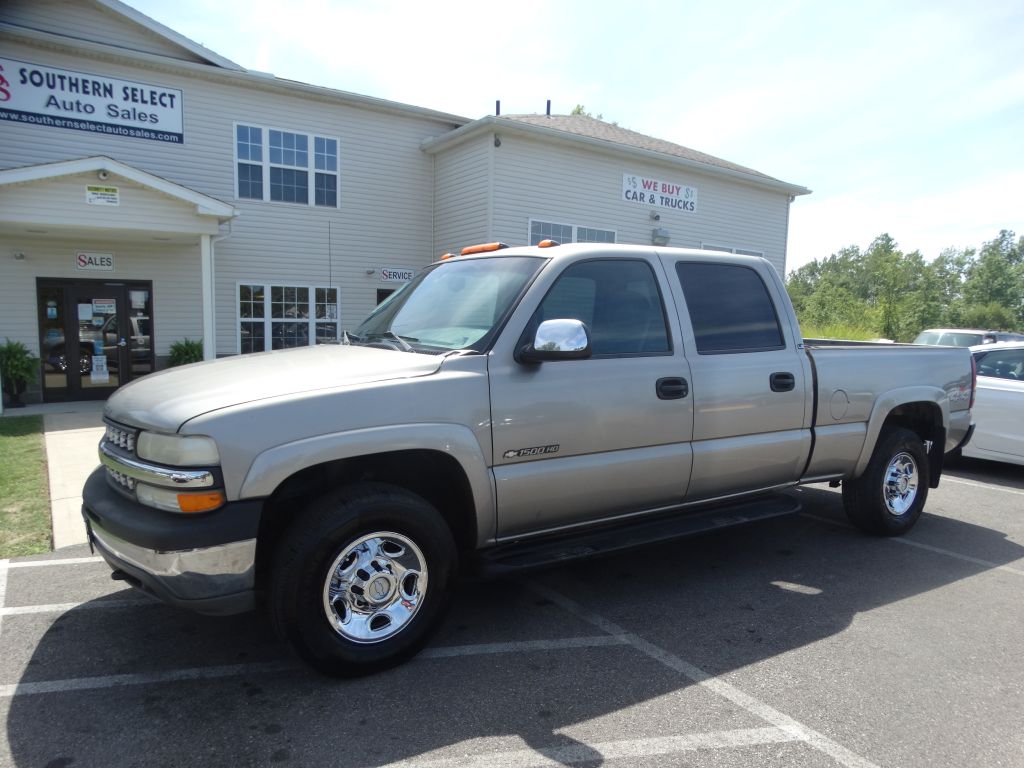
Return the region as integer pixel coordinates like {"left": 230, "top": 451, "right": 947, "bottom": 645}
{"left": 537, "top": 239, "right": 560, "bottom": 248}
{"left": 460, "top": 242, "right": 510, "bottom": 256}
{"left": 439, "top": 252, "right": 456, "bottom": 260}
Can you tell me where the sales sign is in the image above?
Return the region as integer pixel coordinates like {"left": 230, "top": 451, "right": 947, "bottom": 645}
{"left": 0, "top": 57, "right": 184, "bottom": 143}
{"left": 622, "top": 173, "right": 698, "bottom": 213}
{"left": 76, "top": 251, "right": 115, "bottom": 271}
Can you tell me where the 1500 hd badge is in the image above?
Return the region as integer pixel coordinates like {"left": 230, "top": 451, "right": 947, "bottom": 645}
{"left": 503, "top": 444, "right": 560, "bottom": 459}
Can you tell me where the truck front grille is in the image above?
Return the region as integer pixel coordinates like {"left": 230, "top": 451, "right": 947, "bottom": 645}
{"left": 105, "top": 466, "right": 138, "bottom": 492}
{"left": 104, "top": 422, "right": 138, "bottom": 453}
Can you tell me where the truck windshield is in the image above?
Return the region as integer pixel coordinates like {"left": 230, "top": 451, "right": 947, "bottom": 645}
{"left": 352, "top": 256, "right": 544, "bottom": 353}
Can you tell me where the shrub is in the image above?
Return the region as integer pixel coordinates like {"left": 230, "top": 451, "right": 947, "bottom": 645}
{"left": 167, "top": 338, "right": 204, "bottom": 367}
{"left": 0, "top": 338, "right": 40, "bottom": 392}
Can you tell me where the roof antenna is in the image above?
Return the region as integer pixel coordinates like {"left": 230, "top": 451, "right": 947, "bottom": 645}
{"left": 546, "top": 99, "right": 551, "bottom": 116}
{"left": 495, "top": 100, "right": 500, "bottom": 116}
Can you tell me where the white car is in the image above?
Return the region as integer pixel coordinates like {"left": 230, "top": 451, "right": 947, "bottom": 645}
{"left": 963, "top": 342, "right": 1024, "bottom": 466}
{"left": 915, "top": 328, "right": 1024, "bottom": 346}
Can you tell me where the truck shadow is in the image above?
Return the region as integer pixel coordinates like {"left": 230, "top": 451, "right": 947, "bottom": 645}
{"left": 6, "top": 486, "right": 1022, "bottom": 767}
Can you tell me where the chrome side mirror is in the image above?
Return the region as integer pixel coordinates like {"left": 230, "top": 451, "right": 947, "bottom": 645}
{"left": 517, "top": 319, "right": 591, "bottom": 363}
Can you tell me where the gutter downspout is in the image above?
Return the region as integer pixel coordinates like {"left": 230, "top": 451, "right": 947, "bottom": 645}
{"left": 200, "top": 220, "right": 233, "bottom": 361}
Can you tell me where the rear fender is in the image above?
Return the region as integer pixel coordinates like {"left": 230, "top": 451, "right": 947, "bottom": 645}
{"left": 854, "top": 387, "right": 949, "bottom": 478}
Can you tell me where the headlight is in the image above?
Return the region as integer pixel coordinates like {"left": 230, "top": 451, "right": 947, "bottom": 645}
{"left": 136, "top": 432, "right": 220, "bottom": 466}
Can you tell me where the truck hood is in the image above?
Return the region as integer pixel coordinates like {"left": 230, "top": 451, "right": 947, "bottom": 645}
{"left": 105, "top": 345, "right": 445, "bottom": 432}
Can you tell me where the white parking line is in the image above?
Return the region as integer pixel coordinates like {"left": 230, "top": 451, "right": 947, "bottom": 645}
{"left": 801, "top": 513, "right": 1024, "bottom": 576}
{"left": 372, "top": 726, "right": 802, "bottom": 768}
{"left": 526, "top": 580, "right": 882, "bottom": 768}
{"left": 6, "top": 556, "right": 104, "bottom": 568}
{"left": 0, "top": 599, "right": 144, "bottom": 617}
{"left": 0, "top": 636, "right": 632, "bottom": 698}
{"left": 420, "top": 635, "right": 629, "bottom": 658}
{"left": 0, "top": 559, "right": 8, "bottom": 640}
{"left": 944, "top": 476, "right": 1024, "bottom": 497}
{"left": 0, "top": 661, "right": 297, "bottom": 698}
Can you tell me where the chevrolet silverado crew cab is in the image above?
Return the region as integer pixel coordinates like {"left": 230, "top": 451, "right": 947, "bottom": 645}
{"left": 83, "top": 242, "right": 975, "bottom": 676}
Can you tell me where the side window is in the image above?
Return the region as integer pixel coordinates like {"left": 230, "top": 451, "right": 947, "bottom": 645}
{"left": 675, "top": 262, "right": 784, "bottom": 354}
{"left": 531, "top": 260, "right": 670, "bottom": 356}
{"left": 975, "top": 350, "right": 1024, "bottom": 380}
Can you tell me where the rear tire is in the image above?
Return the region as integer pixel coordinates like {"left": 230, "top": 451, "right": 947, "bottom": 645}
{"left": 843, "top": 426, "right": 929, "bottom": 536}
{"left": 271, "top": 482, "right": 457, "bottom": 677}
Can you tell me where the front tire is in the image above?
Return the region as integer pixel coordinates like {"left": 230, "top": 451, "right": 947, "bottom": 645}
{"left": 271, "top": 482, "right": 457, "bottom": 677}
{"left": 842, "top": 426, "right": 929, "bottom": 536}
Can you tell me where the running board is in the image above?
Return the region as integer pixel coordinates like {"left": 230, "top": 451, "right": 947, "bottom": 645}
{"left": 474, "top": 492, "right": 801, "bottom": 576}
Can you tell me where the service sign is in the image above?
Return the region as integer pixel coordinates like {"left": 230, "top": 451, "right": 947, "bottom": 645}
{"left": 381, "top": 267, "right": 415, "bottom": 283}
{"left": 622, "top": 173, "right": 698, "bottom": 213}
{"left": 0, "top": 57, "right": 184, "bottom": 143}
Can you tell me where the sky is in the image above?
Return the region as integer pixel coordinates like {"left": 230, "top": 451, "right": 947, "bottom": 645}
{"left": 126, "top": 0, "right": 1024, "bottom": 274}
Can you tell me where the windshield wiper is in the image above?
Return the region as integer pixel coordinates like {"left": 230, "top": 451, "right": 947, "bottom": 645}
{"left": 371, "top": 331, "right": 416, "bottom": 352}
{"left": 345, "top": 330, "right": 417, "bottom": 352}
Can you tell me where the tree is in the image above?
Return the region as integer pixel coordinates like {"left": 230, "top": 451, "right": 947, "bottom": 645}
{"left": 784, "top": 230, "right": 1024, "bottom": 341}
{"left": 963, "top": 230, "right": 1024, "bottom": 324}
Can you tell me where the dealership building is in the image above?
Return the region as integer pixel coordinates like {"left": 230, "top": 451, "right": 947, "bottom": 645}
{"left": 0, "top": 0, "right": 809, "bottom": 404}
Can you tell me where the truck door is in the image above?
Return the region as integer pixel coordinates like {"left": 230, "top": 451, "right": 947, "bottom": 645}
{"left": 488, "top": 256, "right": 694, "bottom": 538}
{"left": 660, "top": 256, "right": 812, "bottom": 500}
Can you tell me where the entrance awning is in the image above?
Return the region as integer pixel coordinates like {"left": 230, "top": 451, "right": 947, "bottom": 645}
{"left": 0, "top": 156, "right": 237, "bottom": 359}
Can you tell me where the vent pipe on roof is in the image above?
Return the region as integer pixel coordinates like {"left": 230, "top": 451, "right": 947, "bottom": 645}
{"left": 546, "top": 99, "right": 551, "bottom": 116}
{"left": 496, "top": 100, "right": 500, "bottom": 116}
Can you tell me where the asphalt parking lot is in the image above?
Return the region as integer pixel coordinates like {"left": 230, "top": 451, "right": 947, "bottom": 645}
{"left": 2, "top": 459, "right": 1022, "bottom": 768}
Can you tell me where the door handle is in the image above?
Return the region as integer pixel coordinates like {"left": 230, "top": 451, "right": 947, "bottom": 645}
{"left": 770, "top": 372, "right": 795, "bottom": 392}
{"left": 656, "top": 377, "right": 689, "bottom": 400}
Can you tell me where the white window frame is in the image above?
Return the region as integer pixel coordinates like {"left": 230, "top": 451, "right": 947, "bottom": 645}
{"left": 236, "top": 281, "right": 341, "bottom": 353}
{"left": 701, "top": 243, "right": 765, "bottom": 258}
{"left": 529, "top": 218, "right": 617, "bottom": 245}
{"left": 233, "top": 122, "right": 340, "bottom": 208}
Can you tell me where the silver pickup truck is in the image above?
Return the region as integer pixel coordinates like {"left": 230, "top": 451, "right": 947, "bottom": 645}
{"left": 82, "top": 242, "right": 975, "bottom": 676}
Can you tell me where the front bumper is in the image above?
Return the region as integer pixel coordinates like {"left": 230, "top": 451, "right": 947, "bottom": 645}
{"left": 82, "top": 467, "right": 262, "bottom": 615}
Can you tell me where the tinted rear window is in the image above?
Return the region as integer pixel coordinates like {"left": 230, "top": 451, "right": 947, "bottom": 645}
{"left": 675, "top": 263, "right": 784, "bottom": 353}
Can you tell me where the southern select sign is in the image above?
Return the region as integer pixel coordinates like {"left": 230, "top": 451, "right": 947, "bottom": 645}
{"left": 0, "top": 57, "right": 183, "bottom": 143}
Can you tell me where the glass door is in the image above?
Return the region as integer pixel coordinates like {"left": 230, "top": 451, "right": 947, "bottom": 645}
{"left": 69, "top": 286, "right": 126, "bottom": 398}
{"left": 37, "top": 279, "right": 156, "bottom": 401}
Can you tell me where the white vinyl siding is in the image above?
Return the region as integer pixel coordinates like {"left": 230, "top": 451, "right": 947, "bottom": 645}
{"left": 0, "top": 237, "right": 202, "bottom": 359}
{"left": 0, "top": 1, "right": 213, "bottom": 64}
{"left": 433, "top": 134, "right": 492, "bottom": 255}
{"left": 0, "top": 36, "right": 457, "bottom": 356}
{"left": 484, "top": 133, "right": 791, "bottom": 273}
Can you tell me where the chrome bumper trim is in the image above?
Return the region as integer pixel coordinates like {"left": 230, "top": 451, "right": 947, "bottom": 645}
{"left": 89, "top": 518, "right": 256, "bottom": 602}
{"left": 99, "top": 441, "right": 215, "bottom": 489}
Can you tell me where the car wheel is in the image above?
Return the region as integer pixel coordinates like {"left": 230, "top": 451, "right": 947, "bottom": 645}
{"left": 270, "top": 482, "right": 457, "bottom": 677}
{"left": 842, "top": 426, "right": 929, "bottom": 536}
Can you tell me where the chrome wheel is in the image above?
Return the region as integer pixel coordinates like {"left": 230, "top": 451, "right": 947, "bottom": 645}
{"left": 322, "top": 532, "right": 427, "bottom": 644}
{"left": 883, "top": 452, "right": 919, "bottom": 516}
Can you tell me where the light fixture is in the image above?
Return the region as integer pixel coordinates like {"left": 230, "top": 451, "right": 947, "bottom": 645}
{"left": 651, "top": 228, "right": 671, "bottom": 246}
{"left": 97, "top": 169, "right": 110, "bottom": 181}
{"left": 12, "top": 251, "right": 26, "bottom": 261}
{"left": 365, "top": 269, "right": 375, "bottom": 275}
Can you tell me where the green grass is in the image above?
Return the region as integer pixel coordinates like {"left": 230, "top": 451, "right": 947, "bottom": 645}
{"left": 0, "top": 415, "right": 52, "bottom": 557}
{"left": 799, "top": 323, "right": 883, "bottom": 341}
